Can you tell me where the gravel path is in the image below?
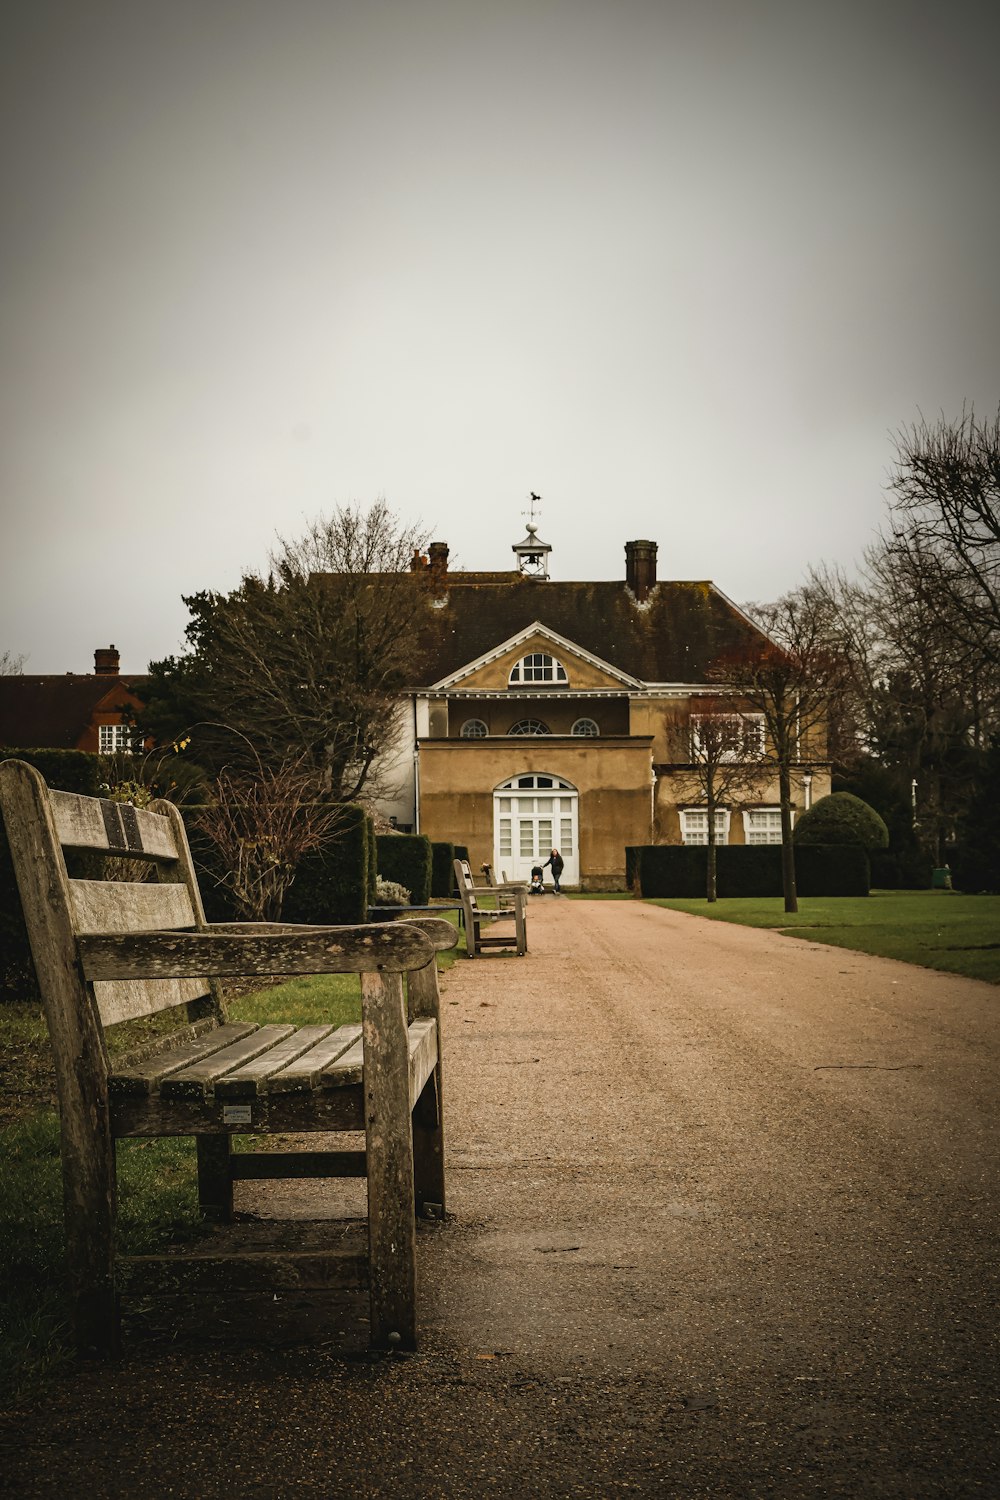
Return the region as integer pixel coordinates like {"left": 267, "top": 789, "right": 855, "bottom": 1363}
{"left": 3, "top": 899, "right": 998, "bottom": 1498}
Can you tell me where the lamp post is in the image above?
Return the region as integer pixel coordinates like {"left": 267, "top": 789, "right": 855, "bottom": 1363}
{"left": 803, "top": 770, "right": 812, "bottom": 810}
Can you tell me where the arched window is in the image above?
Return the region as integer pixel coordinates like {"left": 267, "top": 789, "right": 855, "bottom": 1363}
{"left": 508, "top": 719, "right": 551, "bottom": 735}
{"left": 460, "top": 719, "right": 488, "bottom": 739}
{"left": 508, "top": 652, "right": 568, "bottom": 686}
{"left": 571, "top": 717, "right": 599, "bottom": 737}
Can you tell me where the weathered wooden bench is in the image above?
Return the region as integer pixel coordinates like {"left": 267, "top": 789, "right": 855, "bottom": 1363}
{"left": 0, "top": 758, "right": 457, "bottom": 1357}
{"left": 453, "top": 858, "right": 527, "bottom": 958}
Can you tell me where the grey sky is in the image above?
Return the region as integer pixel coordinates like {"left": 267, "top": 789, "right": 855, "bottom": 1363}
{"left": 2, "top": 0, "right": 997, "bottom": 673}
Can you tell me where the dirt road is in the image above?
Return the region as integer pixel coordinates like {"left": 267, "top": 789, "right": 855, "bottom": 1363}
{"left": 3, "top": 899, "right": 998, "bottom": 1498}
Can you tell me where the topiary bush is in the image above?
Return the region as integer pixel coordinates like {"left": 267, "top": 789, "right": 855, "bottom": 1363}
{"left": 793, "top": 792, "right": 889, "bottom": 850}
{"left": 376, "top": 832, "right": 432, "bottom": 906}
{"left": 430, "top": 841, "right": 456, "bottom": 898}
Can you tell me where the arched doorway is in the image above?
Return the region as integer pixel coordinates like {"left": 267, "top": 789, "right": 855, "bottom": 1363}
{"left": 493, "top": 773, "right": 579, "bottom": 886}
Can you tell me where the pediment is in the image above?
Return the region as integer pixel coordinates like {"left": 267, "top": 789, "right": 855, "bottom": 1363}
{"left": 429, "top": 622, "right": 642, "bottom": 693}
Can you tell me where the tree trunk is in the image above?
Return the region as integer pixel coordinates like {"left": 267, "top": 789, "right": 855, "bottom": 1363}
{"left": 706, "top": 773, "right": 718, "bottom": 902}
{"left": 779, "top": 760, "right": 798, "bottom": 913}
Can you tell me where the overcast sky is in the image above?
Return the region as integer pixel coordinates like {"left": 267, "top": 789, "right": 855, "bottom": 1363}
{"left": 1, "top": 0, "right": 997, "bottom": 674}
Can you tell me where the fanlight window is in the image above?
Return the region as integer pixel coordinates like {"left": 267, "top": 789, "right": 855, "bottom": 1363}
{"left": 571, "top": 718, "right": 599, "bottom": 737}
{"left": 508, "top": 719, "right": 551, "bottom": 735}
{"left": 460, "top": 719, "right": 488, "bottom": 738}
{"left": 508, "top": 652, "right": 568, "bottom": 685}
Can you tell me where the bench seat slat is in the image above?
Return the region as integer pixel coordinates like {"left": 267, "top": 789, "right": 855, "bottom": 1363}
{"left": 214, "top": 1025, "right": 337, "bottom": 1098}
{"left": 160, "top": 1025, "right": 297, "bottom": 1098}
{"left": 323, "top": 1033, "right": 365, "bottom": 1085}
{"left": 109, "top": 1024, "right": 260, "bottom": 1095}
{"left": 267, "top": 1023, "right": 363, "bottom": 1091}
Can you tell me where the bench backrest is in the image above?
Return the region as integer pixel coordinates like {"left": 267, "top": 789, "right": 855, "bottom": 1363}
{"left": 0, "top": 759, "right": 219, "bottom": 1031}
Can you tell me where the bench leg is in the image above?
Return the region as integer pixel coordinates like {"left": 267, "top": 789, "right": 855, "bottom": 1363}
{"left": 408, "top": 961, "right": 446, "bottom": 1217}
{"left": 197, "top": 1135, "right": 234, "bottom": 1222}
{"left": 361, "top": 971, "right": 417, "bottom": 1350}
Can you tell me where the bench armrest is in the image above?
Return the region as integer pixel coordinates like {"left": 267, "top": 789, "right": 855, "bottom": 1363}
{"left": 78, "top": 922, "right": 436, "bottom": 981}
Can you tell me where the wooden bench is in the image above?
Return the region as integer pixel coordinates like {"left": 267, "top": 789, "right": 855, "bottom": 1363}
{"left": 0, "top": 758, "right": 457, "bottom": 1357}
{"left": 453, "top": 858, "right": 527, "bottom": 958}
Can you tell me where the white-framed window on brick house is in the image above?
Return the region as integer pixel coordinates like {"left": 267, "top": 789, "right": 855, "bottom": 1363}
{"left": 460, "top": 719, "right": 488, "bottom": 738}
{"left": 98, "top": 723, "right": 133, "bottom": 754}
{"left": 743, "top": 807, "right": 787, "bottom": 844}
{"left": 508, "top": 652, "right": 568, "bottom": 685}
{"left": 680, "top": 808, "right": 731, "bottom": 845}
{"left": 690, "top": 713, "right": 765, "bottom": 761}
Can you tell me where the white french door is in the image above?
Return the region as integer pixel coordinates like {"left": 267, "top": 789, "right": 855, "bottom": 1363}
{"left": 493, "top": 774, "right": 579, "bottom": 886}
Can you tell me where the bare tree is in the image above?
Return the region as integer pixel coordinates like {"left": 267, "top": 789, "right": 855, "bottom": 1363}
{"left": 195, "top": 753, "right": 348, "bottom": 922}
{"left": 810, "top": 538, "right": 1000, "bottom": 863}
{"left": 888, "top": 405, "right": 1000, "bottom": 656}
{"left": 143, "top": 502, "right": 430, "bottom": 801}
{"left": 0, "top": 650, "right": 25, "bottom": 675}
{"left": 712, "top": 586, "right": 849, "bottom": 913}
{"left": 677, "top": 695, "right": 767, "bottom": 901}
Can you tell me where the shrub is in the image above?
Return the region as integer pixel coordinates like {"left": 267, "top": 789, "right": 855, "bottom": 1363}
{"left": 374, "top": 876, "right": 411, "bottom": 906}
{"left": 431, "top": 841, "right": 456, "bottom": 897}
{"left": 281, "top": 805, "right": 371, "bottom": 925}
{"left": 634, "top": 843, "right": 869, "bottom": 898}
{"left": 1, "top": 750, "right": 102, "bottom": 998}
{"left": 376, "top": 833, "right": 432, "bottom": 906}
{"left": 793, "top": 792, "right": 889, "bottom": 850}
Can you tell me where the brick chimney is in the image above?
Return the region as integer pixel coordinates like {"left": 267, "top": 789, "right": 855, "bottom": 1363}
{"left": 427, "top": 541, "right": 449, "bottom": 585}
{"left": 94, "top": 645, "right": 120, "bottom": 675}
{"left": 625, "top": 540, "right": 657, "bottom": 602}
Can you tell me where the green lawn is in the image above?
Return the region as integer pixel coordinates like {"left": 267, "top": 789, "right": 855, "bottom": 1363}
{"left": 645, "top": 889, "right": 1000, "bottom": 983}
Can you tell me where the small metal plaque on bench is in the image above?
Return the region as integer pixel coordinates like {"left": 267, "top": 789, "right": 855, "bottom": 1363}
{"left": 223, "top": 1105, "right": 252, "bottom": 1125}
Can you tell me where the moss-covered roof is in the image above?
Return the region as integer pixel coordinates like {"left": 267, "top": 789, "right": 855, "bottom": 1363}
{"left": 409, "top": 574, "right": 759, "bottom": 685}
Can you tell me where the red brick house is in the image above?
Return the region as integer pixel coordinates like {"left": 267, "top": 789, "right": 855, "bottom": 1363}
{"left": 0, "top": 647, "right": 148, "bottom": 754}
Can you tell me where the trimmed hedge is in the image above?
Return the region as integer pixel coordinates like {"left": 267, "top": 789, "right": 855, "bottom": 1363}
{"left": 633, "top": 843, "right": 870, "bottom": 898}
{"left": 179, "top": 803, "right": 373, "bottom": 925}
{"left": 793, "top": 792, "right": 889, "bottom": 850}
{"left": 1, "top": 749, "right": 102, "bottom": 997}
{"left": 376, "top": 832, "right": 433, "bottom": 906}
{"left": 366, "top": 818, "right": 378, "bottom": 907}
{"left": 431, "top": 841, "right": 457, "bottom": 898}
{"left": 284, "top": 805, "right": 372, "bottom": 926}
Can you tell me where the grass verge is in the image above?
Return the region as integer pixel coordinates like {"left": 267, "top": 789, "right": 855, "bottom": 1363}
{"left": 646, "top": 889, "right": 1000, "bottom": 983}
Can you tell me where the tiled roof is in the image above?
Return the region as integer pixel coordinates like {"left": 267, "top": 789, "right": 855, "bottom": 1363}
{"left": 0, "top": 676, "right": 148, "bottom": 749}
{"left": 409, "top": 575, "right": 758, "bottom": 685}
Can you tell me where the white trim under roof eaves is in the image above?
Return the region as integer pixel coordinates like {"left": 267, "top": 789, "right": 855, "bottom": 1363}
{"left": 428, "top": 620, "right": 644, "bottom": 691}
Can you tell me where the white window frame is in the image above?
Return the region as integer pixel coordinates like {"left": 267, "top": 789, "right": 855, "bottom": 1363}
{"left": 508, "top": 719, "right": 551, "bottom": 735}
{"left": 98, "top": 723, "right": 133, "bottom": 755}
{"left": 508, "top": 652, "right": 568, "bottom": 686}
{"left": 679, "top": 807, "right": 731, "bottom": 845}
{"left": 571, "top": 717, "right": 600, "bottom": 737}
{"left": 460, "top": 718, "right": 488, "bottom": 738}
{"left": 690, "top": 712, "right": 765, "bottom": 762}
{"left": 742, "top": 807, "right": 788, "bottom": 845}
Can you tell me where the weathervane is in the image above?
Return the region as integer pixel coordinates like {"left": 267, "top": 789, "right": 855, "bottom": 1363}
{"left": 512, "top": 492, "right": 552, "bottom": 579}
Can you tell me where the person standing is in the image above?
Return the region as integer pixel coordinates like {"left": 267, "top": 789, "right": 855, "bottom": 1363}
{"left": 542, "top": 848, "right": 564, "bottom": 893}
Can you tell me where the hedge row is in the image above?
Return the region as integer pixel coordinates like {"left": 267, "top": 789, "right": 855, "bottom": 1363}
{"left": 632, "top": 844, "right": 870, "bottom": 898}
{"left": 431, "top": 841, "right": 456, "bottom": 898}
{"left": 375, "top": 833, "right": 433, "bottom": 906}
{"left": 183, "top": 804, "right": 375, "bottom": 926}
{"left": 1, "top": 749, "right": 103, "bottom": 996}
